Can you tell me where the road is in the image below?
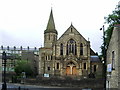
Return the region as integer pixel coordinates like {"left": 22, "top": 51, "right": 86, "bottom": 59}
{"left": 0, "top": 83, "right": 92, "bottom": 90}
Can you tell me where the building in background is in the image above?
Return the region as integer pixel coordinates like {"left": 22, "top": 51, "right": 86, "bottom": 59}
{"left": 90, "top": 55, "right": 103, "bottom": 78}
{"left": 0, "top": 53, "right": 2, "bottom": 82}
{"left": 106, "top": 25, "right": 120, "bottom": 89}
{"left": 39, "top": 9, "right": 103, "bottom": 79}
{"left": 21, "top": 51, "right": 39, "bottom": 75}
{"left": 0, "top": 46, "right": 39, "bottom": 75}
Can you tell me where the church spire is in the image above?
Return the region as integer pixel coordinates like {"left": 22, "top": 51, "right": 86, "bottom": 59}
{"left": 47, "top": 9, "right": 55, "bottom": 29}
{"left": 44, "top": 9, "right": 57, "bottom": 34}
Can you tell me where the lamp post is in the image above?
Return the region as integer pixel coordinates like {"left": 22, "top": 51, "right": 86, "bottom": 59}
{"left": 100, "top": 25, "right": 106, "bottom": 90}
{"left": 2, "top": 51, "right": 7, "bottom": 90}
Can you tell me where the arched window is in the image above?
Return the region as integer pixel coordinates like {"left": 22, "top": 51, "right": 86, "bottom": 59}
{"left": 80, "top": 43, "right": 83, "bottom": 55}
{"left": 66, "top": 39, "right": 77, "bottom": 55}
{"left": 60, "top": 43, "right": 63, "bottom": 55}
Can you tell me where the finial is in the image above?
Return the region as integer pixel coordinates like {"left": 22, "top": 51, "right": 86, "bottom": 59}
{"left": 51, "top": 3, "right": 53, "bottom": 10}
{"left": 71, "top": 22, "right": 73, "bottom": 26}
{"left": 88, "top": 38, "right": 89, "bottom": 41}
{"left": 51, "top": 7, "right": 52, "bottom": 10}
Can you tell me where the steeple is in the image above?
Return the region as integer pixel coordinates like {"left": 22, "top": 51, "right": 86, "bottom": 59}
{"left": 44, "top": 9, "right": 58, "bottom": 48}
{"left": 44, "top": 9, "right": 57, "bottom": 34}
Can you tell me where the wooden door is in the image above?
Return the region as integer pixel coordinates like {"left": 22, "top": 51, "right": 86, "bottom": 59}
{"left": 72, "top": 66, "right": 77, "bottom": 75}
{"left": 66, "top": 66, "right": 70, "bottom": 75}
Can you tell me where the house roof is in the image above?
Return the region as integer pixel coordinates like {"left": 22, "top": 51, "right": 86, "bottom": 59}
{"left": 90, "top": 56, "right": 100, "bottom": 62}
{"left": 90, "top": 48, "right": 97, "bottom": 55}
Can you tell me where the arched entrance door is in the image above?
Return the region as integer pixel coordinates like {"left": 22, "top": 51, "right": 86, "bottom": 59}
{"left": 66, "top": 62, "right": 77, "bottom": 75}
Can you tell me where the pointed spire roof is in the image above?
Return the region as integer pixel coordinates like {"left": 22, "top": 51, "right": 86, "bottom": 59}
{"left": 44, "top": 9, "right": 57, "bottom": 34}
{"left": 47, "top": 9, "right": 55, "bottom": 29}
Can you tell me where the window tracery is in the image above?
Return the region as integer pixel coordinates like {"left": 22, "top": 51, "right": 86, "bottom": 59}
{"left": 66, "top": 39, "right": 77, "bottom": 55}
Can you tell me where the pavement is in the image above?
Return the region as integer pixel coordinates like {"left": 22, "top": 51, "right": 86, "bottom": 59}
{"left": 0, "top": 82, "right": 92, "bottom": 90}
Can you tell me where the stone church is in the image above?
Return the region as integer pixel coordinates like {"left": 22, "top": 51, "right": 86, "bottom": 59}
{"left": 39, "top": 9, "right": 101, "bottom": 78}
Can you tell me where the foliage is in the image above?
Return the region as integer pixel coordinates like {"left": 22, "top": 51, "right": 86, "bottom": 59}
{"left": 100, "top": 5, "right": 120, "bottom": 55}
{"left": 105, "top": 5, "right": 120, "bottom": 46}
{"left": 10, "top": 53, "right": 21, "bottom": 60}
{"left": 14, "top": 60, "right": 33, "bottom": 77}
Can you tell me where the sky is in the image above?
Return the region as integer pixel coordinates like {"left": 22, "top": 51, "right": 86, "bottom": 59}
{"left": 0, "top": 0, "right": 119, "bottom": 54}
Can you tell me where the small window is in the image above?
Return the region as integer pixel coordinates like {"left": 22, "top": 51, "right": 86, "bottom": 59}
{"left": 80, "top": 43, "right": 83, "bottom": 55}
{"left": 53, "top": 35, "right": 55, "bottom": 41}
{"left": 48, "top": 67, "right": 50, "bottom": 71}
{"left": 46, "top": 56, "right": 47, "bottom": 60}
{"left": 60, "top": 43, "right": 63, "bottom": 55}
{"left": 75, "top": 44, "right": 77, "bottom": 55}
{"left": 57, "top": 63, "right": 59, "bottom": 69}
{"left": 112, "top": 51, "right": 115, "bottom": 70}
{"left": 48, "top": 55, "right": 50, "bottom": 60}
{"left": 46, "top": 55, "right": 52, "bottom": 60}
{"left": 94, "top": 65, "right": 97, "bottom": 72}
{"left": 49, "top": 34, "right": 50, "bottom": 40}
{"left": 51, "top": 56, "right": 52, "bottom": 60}
{"left": 71, "top": 28, "right": 72, "bottom": 32}
{"left": 84, "top": 63, "right": 86, "bottom": 69}
{"left": 66, "top": 44, "right": 68, "bottom": 55}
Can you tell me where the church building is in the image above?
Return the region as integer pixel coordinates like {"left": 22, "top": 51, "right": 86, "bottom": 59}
{"left": 39, "top": 9, "right": 101, "bottom": 78}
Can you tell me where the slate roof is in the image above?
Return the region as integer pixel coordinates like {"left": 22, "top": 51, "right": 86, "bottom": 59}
{"left": 90, "top": 56, "right": 101, "bottom": 62}
{"left": 44, "top": 9, "right": 58, "bottom": 34}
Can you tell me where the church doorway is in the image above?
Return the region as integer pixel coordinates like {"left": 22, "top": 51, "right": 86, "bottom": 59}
{"left": 66, "top": 62, "right": 77, "bottom": 75}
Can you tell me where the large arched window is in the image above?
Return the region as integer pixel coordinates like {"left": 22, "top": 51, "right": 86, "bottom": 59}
{"left": 80, "top": 43, "right": 83, "bottom": 55}
{"left": 66, "top": 39, "right": 77, "bottom": 55}
{"left": 60, "top": 43, "right": 63, "bottom": 55}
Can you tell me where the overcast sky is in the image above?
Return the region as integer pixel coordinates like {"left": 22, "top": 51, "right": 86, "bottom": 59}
{"left": 0, "top": 0, "right": 119, "bottom": 54}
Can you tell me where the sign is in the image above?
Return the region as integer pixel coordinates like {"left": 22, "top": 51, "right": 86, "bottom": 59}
{"left": 44, "top": 74, "right": 49, "bottom": 77}
{"left": 107, "top": 64, "right": 112, "bottom": 72}
{"left": 22, "top": 72, "right": 26, "bottom": 78}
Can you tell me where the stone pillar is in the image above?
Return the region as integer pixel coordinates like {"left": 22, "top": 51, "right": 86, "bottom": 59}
{"left": 63, "top": 44, "right": 66, "bottom": 56}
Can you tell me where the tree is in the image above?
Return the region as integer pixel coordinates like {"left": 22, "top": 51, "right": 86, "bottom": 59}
{"left": 14, "top": 60, "right": 33, "bottom": 77}
{"left": 101, "top": 4, "right": 120, "bottom": 56}
{"left": 105, "top": 5, "right": 120, "bottom": 47}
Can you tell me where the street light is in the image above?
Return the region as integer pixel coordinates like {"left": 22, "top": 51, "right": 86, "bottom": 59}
{"left": 100, "top": 25, "right": 106, "bottom": 90}
{"left": 2, "top": 51, "right": 7, "bottom": 90}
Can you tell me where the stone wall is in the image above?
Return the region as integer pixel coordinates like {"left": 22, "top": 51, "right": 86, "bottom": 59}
{"left": 106, "top": 27, "right": 120, "bottom": 89}
{"left": 25, "top": 77, "right": 104, "bottom": 89}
